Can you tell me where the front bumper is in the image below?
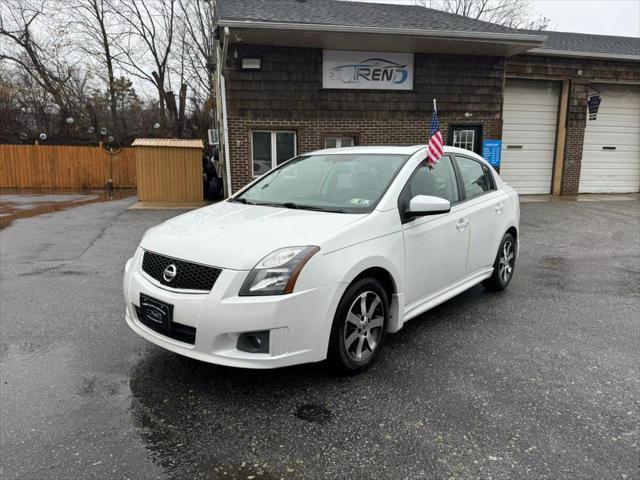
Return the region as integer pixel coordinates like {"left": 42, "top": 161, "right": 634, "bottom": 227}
{"left": 123, "top": 249, "right": 344, "bottom": 369}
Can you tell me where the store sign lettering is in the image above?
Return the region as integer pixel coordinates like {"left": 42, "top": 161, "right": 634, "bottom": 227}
{"left": 323, "top": 50, "right": 414, "bottom": 90}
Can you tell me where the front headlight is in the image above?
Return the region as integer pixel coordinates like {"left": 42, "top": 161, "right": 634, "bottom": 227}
{"left": 239, "top": 246, "right": 320, "bottom": 296}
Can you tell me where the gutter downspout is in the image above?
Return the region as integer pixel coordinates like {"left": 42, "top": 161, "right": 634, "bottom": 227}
{"left": 219, "top": 26, "right": 232, "bottom": 197}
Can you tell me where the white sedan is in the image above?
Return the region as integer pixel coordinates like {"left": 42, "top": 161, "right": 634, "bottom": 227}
{"left": 124, "top": 146, "right": 519, "bottom": 372}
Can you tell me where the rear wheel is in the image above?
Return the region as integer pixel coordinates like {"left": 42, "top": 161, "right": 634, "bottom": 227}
{"left": 328, "top": 278, "right": 388, "bottom": 373}
{"left": 483, "top": 232, "right": 516, "bottom": 291}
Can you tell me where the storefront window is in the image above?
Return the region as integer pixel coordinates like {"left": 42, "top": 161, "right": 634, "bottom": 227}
{"left": 251, "top": 131, "right": 297, "bottom": 176}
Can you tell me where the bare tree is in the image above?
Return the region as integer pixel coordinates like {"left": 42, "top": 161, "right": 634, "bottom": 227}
{"left": 0, "top": 66, "right": 23, "bottom": 141}
{"left": 0, "top": 0, "right": 77, "bottom": 129}
{"left": 109, "top": 0, "right": 177, "bottom": 130}
{"left": 415, "top": 0, "right": 549, "bottom": 29}
{"left": 176, "top": 0, "right": 218, "bottom": 108}
{"left": 0, "top": 0, "right": 213, "bottom": 144}
{"left": 67, "top": 0, "right": 123, "bottom": 136}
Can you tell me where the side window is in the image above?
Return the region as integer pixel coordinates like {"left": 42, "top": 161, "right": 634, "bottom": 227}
{"left": 251, "top": 131, "right": 297, "bottom": 177}
{"left": 455, "top": 156, "right": 492, "bottom": 199}
{"left": 405, "top": 155, "right": 459, "bottom": 204}
{"left": 482, "top": 164, "right": 497, "bottom": 191}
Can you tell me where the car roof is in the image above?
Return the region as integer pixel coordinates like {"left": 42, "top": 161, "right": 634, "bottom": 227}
{"left": 310, "top": 145, "right": 485, "bottom": 159}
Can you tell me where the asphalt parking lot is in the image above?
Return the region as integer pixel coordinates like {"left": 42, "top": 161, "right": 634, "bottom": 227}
{"left": 1, "top": 197, "right": 638, "bottom": 480}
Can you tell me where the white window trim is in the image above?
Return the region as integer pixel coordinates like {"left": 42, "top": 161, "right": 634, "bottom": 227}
{"left": 325, "top": 136, "right": 355, "bottom": 149}
{"left": 251, "top": 130, "right": 297, "bottom": 177}
{"left": 453, "top": 129, "right": 475, "bottom": 152}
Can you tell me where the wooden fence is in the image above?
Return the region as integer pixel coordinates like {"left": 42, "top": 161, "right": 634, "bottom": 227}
{"left": 0, "top": 144, "right": 136, "bottom": 189}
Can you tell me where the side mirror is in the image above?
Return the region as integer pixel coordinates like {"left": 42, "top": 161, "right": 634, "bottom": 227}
{"left": 405, "top": 195, "right": 451, "bottom": 218}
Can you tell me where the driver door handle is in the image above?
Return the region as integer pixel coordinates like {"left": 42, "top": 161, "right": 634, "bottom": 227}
{"left": 456, "top": 218, "right": 469, "bottom": 231}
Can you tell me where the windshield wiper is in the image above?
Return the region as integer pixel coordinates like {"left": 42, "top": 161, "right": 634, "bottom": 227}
{"left": 280, "top": 202, "right": 348, "bottom": 213}
{"left": 282, "top": 202, "right": 301, "bottom": 209}
{"left": 231, "top": 197, "right": 255, "bottom": 205}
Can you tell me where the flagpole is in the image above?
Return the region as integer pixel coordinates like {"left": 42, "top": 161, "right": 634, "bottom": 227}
{"left": 433, "top": 98, "right": 437, "bottom": 113}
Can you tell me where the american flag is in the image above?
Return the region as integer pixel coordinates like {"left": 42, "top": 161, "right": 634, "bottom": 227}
{"left": 427, "top": 104, "right": 444, "bottom": 169}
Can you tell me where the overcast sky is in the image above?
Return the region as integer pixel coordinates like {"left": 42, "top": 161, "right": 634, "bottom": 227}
{"left": 348, "top": 0, "right": 640, "bottom": 37}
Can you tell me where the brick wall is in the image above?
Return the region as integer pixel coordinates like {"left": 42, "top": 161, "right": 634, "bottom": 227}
{"left": 507, "top": 55, "right": 640, "bottom": 195}
{"left": 227, "top": 117, "right": 502, "bottom": 191}
{"left": 225, "top": 45, "right": 505, "bottom": 192}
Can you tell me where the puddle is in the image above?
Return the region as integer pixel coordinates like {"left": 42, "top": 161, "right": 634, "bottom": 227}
{"left": 0, "top": 188, "right": 135, "bottom": 229}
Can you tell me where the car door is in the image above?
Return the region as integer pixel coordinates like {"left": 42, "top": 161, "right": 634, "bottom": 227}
{"left": 400, "top": 155, "right": 471, "bottom": 306}
{"left": 453, "top": 155, "right": 509, "bottom": 274}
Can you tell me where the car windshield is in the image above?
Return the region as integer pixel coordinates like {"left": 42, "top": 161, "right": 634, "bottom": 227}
{"left": 234, "top": 153, "right": 408, "bottom": 213}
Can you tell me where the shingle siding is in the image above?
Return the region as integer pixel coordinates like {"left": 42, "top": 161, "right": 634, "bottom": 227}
{"left": 226, "top": 45, "right": 505, "bottom": 119}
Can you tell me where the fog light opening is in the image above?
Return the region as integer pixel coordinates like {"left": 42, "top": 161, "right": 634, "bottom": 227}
{"left": 249, "top": 335, "right": 262, "bottom": 350}
{"left": 237, "top": 331, "right": 270, "bottom": 354}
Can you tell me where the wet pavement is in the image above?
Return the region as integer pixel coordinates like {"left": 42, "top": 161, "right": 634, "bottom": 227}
{"left": 0, "top": 189, "right": 135, "bottom": 229}
{"left": 0, "top": 199, "right": 638, "bottom": 479}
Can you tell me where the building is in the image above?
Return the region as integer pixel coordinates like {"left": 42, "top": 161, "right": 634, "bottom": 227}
{"left": 214, "top": 0, "right": 640, "bottom": 195}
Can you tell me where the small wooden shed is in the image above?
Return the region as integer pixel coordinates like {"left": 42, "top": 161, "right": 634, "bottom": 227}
{"left": 132, "top": 138, "right": 204, "bottom": 202}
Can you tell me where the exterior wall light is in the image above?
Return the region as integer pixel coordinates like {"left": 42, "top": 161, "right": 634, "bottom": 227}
{"left": 242, "top": 58, "right": 261, "bottom": 70}
{"left": 577, "top": 69, "right": 584, "bottom": 76}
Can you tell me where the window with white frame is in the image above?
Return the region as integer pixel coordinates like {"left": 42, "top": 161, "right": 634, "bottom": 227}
{"left": 452, "top": 129, "right": 475, "bottom": 151}
{"left": 325, "top": 137, "right": 355, "bottom": 149}
{"left": 251, "top": 131, "right": 296, "bottom": 176}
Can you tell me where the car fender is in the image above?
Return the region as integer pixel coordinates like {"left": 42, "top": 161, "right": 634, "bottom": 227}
{"left": 297, "top": 229, "right": 405, "bottom": 346}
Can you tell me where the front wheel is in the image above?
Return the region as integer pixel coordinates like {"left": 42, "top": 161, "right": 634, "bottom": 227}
{"left": 327, "top": 278, "right": 389, "bottom": 373}
{"left": 483, "top": 232, "right": 516, "bottom": 291}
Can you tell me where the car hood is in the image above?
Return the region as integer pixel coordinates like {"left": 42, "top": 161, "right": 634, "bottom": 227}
{"left": 140, "top": 201, "right": 365, "bottom": 270}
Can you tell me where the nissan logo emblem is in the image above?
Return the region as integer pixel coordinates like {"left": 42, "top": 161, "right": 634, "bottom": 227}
{"left": 163, "top": 264, "right": 177, "bottom": 283}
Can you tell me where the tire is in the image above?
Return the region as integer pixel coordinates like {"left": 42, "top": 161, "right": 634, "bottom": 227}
{"left": 327, "top": 277, "right": 389, "bottom": 373}
{"left": 483, "top": 232, "right": 517, "bottom": 291}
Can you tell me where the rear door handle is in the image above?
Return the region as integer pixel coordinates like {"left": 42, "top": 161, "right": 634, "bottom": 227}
{"left": 495, "top": 203, "right": 504, "bottom": 213}
{"left": 456, "top": 219, "right": 469, "bottom": 231}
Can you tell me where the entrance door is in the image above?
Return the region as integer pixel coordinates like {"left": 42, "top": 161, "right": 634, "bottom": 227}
{"left": 579, "top": 84, "right": 640, "bottom": 193}
{"left": 501, "top": 79, "right": 561, "bottom": 194}
{"left": 450, "top": 125, "right": 483, "bottom": 155}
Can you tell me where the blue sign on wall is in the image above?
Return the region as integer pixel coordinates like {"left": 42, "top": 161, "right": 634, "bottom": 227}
{"left": 483, "top": 139, "right": 502, "bottom": 168}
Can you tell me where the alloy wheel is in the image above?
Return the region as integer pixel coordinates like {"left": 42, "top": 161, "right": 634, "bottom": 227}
{"left": 343, "top": 291, "right": 384, "bottom": 362}
{"left": 498, "top": 239, "right": 515, "bottom": 283}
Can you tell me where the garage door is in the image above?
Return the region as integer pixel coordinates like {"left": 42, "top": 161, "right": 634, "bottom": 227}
{"left": 501, "top": 79, "right": 560, "bottom": 194}
{"left": 579, "top": 84, "right": 640, "bottom": 193}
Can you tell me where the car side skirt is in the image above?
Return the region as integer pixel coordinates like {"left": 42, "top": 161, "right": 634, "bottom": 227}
{"left": 402, "top": 267, "right": 494, "bottom": 324}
